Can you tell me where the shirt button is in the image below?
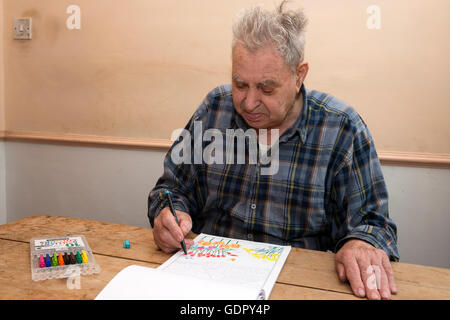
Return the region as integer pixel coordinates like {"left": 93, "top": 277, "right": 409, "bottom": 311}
{"left": 250, "top": 204, "right": 256, "bottom": 210}
{"left": 247, "top": 234, "right": 253, "bottom": 240}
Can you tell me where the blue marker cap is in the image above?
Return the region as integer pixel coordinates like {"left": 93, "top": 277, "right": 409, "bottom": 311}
{"left": 124, "top": 240, "right": 130, "bottom": 249}
{"left": 45, "top": 254, "right": 51, "bottom": 267}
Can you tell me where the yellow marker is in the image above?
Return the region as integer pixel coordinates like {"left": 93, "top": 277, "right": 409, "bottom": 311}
{"left": 81, "top": 250, "right": 88, "bottom": 263}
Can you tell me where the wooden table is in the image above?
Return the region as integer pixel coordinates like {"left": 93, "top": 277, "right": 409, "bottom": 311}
{"left": 0, "top": 215, "right": 449, "bottom": 300}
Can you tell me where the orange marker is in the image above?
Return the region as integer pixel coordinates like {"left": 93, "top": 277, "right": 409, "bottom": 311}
{"left": 58, "top": 253, "right": 65, "bottom": 266}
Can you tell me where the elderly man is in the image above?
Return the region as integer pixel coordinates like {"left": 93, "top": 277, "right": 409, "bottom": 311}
{"left": 148, "top": 1, "right": 399, "bottom": 300}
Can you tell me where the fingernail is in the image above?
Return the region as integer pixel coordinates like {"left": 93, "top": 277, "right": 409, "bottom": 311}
{"left": 358, "top": 288, "right": 365, "bottom": 297}
{"left": 371, "top": 291, "right": 381, "bottom": 300}
{"left": 382, "top": 290, "right": 391, "bottom": 300}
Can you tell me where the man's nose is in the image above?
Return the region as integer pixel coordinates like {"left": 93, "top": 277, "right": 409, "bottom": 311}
{"left": 243, "top": 87, "right": 261, "bottom": 112}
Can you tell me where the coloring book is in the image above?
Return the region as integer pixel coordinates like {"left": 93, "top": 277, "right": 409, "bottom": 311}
{"left": 95, "top": 233, "right": 291, "bottom": 300}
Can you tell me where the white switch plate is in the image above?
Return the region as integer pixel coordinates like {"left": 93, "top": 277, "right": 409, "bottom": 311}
{"left": 14, "top": 18, "right": 32, "bottom": 40}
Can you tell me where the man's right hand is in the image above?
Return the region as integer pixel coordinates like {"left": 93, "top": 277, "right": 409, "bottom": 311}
{"left": 153, "top": 207, "right": 194, "bottom": 253}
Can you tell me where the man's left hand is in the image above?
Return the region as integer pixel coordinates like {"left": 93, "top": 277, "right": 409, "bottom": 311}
{"left": 335, "top": 239, "right": 398, "bottom": 300}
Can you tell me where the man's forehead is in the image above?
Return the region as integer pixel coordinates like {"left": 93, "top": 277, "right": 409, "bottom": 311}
{"left": 232, "top": 44, "right": 290, "bottom": 83}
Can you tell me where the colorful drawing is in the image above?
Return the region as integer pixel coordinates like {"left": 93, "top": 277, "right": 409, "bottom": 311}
{"left": 183, "top": 236, "right": 284, "bottom": 263}
{"left": 160, "top": 233, "right": 292, "bottom": 290}
{"left": 243, "top": 246, "right": 283, "bottom": 261}
{"left": 185, "top": 238, "right": 240, "bottom": 261}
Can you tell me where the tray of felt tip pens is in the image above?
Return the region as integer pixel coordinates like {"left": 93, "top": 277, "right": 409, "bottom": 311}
{"left": 30, "top": 235, "right": 101, "bottom": 281}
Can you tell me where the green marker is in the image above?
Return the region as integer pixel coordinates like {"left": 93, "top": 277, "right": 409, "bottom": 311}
{"left": 75, "top": 251, "right": 82, "bottom": 264}
{"left": 51, "top": 253, "right": 58, "bottom": 266}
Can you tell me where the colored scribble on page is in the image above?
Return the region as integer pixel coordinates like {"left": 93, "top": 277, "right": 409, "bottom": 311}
{"left": 184, "top": 236, "right": 283, "bottom": 262}
{"left": 185, "top": 239, "right": 240, "bottom": 261}
{"left": 243, "top": 246, "right": 282, "bottom": 261}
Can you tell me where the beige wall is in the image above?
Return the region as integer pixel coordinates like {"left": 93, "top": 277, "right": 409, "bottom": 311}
{"left": 0, "top": 1, "right": 4, "bottom": 225}
{"left": 3, "top": 0, "right": 450, "bottom": 153}
{"left": 0, "top": 0, "right": 5, "bottom": 132}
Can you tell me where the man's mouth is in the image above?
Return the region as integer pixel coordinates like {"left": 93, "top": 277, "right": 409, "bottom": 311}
{"left": 245, "top": 112, "right": 263, "bottom": 121}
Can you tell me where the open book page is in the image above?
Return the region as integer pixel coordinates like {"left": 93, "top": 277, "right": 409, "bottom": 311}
{"left": 95, "top": 265, "right": 259, "bottom": 300}
{"left": 158, "top": 233, "right": 291, "bottom": 300}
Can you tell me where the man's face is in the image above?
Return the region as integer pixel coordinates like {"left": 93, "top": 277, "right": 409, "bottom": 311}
{"left": 232, "top": 43, "right": 304, "bottom": 132}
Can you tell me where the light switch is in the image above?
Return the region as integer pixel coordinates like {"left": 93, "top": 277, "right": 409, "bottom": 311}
{"left": 14, "top": 18, "right": 32, "bottom": 40}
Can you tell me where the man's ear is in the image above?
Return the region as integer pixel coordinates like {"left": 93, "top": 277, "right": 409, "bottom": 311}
{"left": 295, "top": 61, "right": 309, "bottom": 91}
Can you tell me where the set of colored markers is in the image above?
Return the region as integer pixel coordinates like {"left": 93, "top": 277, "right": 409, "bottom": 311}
{"left": 30, "top": 235, "right": 101, "bottom": 281}
{"left": 39, "top": 250, "right": 88, "bottom": 268}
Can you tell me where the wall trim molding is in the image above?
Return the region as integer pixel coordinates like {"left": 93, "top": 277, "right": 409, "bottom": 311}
{"left": 4, "top": 130, "right": 172, "bottom": 150}
{"left": 4, "top": 130, "right": 450, "bottom": 168}
{"left": 377, "top": 151, "right": 450, "bottom": 168}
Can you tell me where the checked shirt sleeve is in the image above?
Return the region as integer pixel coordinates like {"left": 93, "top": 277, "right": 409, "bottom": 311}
{"left": 147, "top": 97, "right": 210, "bottom": 228}
{"left": 330, "top": 115, "right": 400, "bottom": 261}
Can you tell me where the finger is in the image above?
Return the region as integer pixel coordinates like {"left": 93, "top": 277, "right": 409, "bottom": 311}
{"left": 343, "top": 256, "right": 366, "bottom": 298}
{"left": 184, "top": 238, "right": 194, "bottom": 249}
{"left": 162, "top": 228, "right": 194, "bottom": 253}
{"left": 153, "top": 210, "right": 174, "bottom": 252}
{"left": 360, "top": 259, "right": 381, "bottom": 300}
{"left": 378, "top": 263, "right": 391, "bottom": 300}
{"left": 335, "top": 262, "right": 347, "bottom": 282}
{"left": 161, "top": 208, "right": 185, "bottom": 242}
{"left": 370, "top": 254, "right": 391, "bottom": 300}
{"left": 381, "top": 254, "right": 398, "bottom": 295}
{"left": 154, "top": 232, "right": 175, "bottom": 253}
{"left": 177, "top": 212, "right": 193, "bottom": 236}
{"left": 154, "top": 209, "right": 180, "bottom": 250}
{"left": 155, "top": 226, "right": 182, "bottom": 253}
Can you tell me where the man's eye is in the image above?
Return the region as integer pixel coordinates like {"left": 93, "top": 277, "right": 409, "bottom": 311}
{"left": 261, "top": 87, "right": 274, "bottom": 94}
{"left": 235, "top": 83, "right": 247, "bottom": 89}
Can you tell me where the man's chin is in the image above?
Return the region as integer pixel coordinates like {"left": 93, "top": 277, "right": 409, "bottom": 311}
{"left": 243, "top": 117, "right": 267, "bottom": 129}
{"left": 245, "top": 121, "right": 267, "bottom": 130}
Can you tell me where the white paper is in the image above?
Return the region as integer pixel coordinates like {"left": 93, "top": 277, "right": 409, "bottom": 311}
{"left": 95, "top": 265, "right": 258, "bottom": 300}
{"left": 96, "top": 233, "right": 291, "bottom": 300}
{"left": 159, "top": 233, "right": 291, "bottom": 299}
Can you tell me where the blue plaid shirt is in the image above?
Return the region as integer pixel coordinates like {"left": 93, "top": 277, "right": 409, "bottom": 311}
{"left": 148, "top": 84, "right": 399, "bottom": 261}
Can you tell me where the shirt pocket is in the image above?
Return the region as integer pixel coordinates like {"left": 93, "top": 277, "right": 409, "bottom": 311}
{"left": 268, "top": 166, "right": 328, "bottom": 240}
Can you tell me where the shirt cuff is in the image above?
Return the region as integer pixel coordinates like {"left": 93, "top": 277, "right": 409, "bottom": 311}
{"left": 335, "top": 227, "right": 400, "bottom": 262}
{"left": 148, "top": 190, "right": 190, "bottom": 227}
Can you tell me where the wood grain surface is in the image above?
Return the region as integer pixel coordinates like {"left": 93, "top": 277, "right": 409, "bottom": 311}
{"left": 0, "top": 215, "right": 449, "bottom": 300}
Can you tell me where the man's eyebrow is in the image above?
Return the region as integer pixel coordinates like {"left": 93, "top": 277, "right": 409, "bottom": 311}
{"left": 232, "top": 75, "right": 245, "bottom": 83}
{"left": 232, "top": 76, "right": 279, "bottom": 87}
{"left": 258, "top": 79, "right": 278, "bottom": 87}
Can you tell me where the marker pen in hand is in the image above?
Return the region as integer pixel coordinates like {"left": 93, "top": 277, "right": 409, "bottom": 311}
{"left": 165, "top": 190, "right": 188, "bottom": 255}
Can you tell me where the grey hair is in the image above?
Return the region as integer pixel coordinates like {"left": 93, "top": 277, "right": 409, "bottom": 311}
{"left": 232, "top": 1, "right": 308, "bottom": 72}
